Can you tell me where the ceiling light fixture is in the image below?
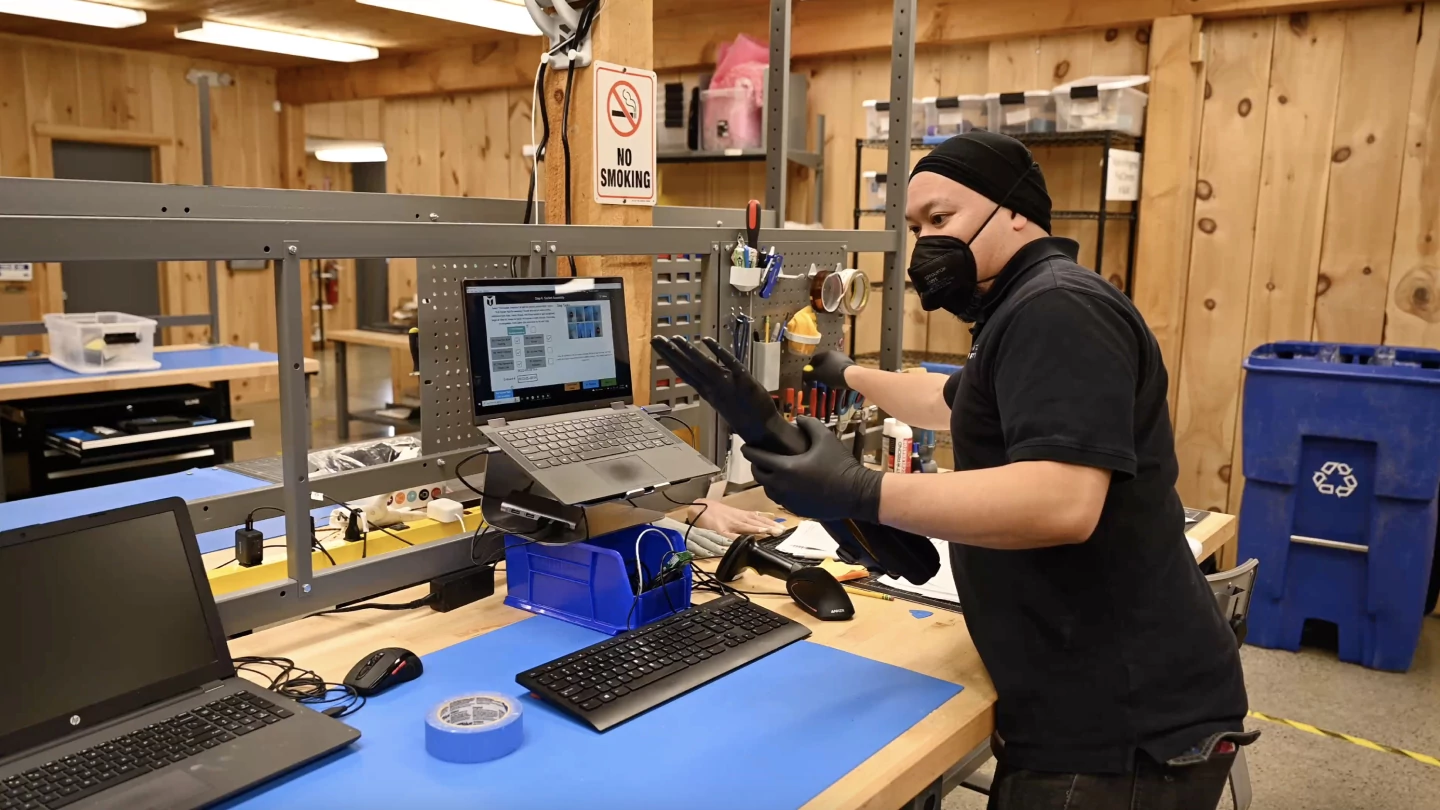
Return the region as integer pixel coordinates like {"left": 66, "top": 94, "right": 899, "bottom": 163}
{"left": 356, "top": 0, "right": 541, "bottom": 37}
{"left": 175, "top": 20, "right": 379, "bottom": 62}
{"left": 0, "top": 0, "right": 146, "bottom": 28}
{"left": 308, "top": 139, "right": 389, "bottom": 163}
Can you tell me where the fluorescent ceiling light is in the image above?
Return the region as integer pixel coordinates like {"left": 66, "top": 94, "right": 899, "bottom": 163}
{"left": 175, "top": 20, "right": 379, "bottom": 62}
{"left": 0, "top": 0, "right": 146, "bottom": 28}
{"left": 356, "top": 0, "right": 541, "bottom": 37}
{"left": 309, "top": 139, "right": 389, "bottom": 163}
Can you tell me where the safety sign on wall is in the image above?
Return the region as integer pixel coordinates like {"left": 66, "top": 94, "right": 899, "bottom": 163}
{"left": 593, "top": 61, "right": 657, "bottom": 206}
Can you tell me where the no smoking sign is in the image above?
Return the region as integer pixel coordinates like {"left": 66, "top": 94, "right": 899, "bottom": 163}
{"left": 593, "top": 61, "right": 656, "bottom": 206}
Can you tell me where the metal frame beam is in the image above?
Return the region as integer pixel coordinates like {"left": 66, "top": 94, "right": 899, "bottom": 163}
{"left": 880, "top": 0, "right": 916, "bottom": 371}
{"left": 765, "top": 0, "right": 792, "bottom": 218}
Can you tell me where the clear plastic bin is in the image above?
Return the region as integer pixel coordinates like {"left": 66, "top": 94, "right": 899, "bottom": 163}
{"left": 1053, "top": 75, "right": 1149, "bottom": 136}
{"left": 863, "top": 99, "right": 925, "bottom": 141}
{"left": 701, "top": 87, "right": 761, "bottom": 151}
{"left": 43, "top": 312, "right": 160, "bottom": 375}
{"left": 985, "top": 91, "right": 1056, "bottom": 135}
{"left": 861, "top": 171, "right": 887, "bottom": 212}
{"left": 923, "top": 95, "right": 987, "bottom": 138}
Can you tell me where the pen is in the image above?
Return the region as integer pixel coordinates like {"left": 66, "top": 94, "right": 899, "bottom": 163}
{"left": 844, "top": 586, "right": 894, "bottom": 602}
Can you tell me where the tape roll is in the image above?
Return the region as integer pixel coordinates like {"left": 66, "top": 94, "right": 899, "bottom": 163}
{"left": 810, "top": 269, "right": 845, "bottom": 313}
{"left": 424, "top": 693, "right": 524, "bottom": 763}
{"left": 837, "top": 269, "right": 871, "bottom": 315}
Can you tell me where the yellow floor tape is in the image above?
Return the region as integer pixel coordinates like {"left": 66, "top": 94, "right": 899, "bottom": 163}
{"left": 1248, "top": 710, "right": 1440, "bottom": 768}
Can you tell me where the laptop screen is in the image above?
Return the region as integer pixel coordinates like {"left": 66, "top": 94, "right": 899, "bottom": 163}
{"left": 462, "top": 277, "right": 633, "bottom": 422}
{"left": 0, "top": 503, "right": 231, "bottom": 757}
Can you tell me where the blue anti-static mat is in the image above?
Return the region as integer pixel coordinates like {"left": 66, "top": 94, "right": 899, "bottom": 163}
{"left": 224, "top": 616, "right": 964, "bottom": 810}
{"left": 0, "top": 467, "right": 331, "bottom": 554}
{"left": 0, "top": 346, "right": 280, "bottom": 385}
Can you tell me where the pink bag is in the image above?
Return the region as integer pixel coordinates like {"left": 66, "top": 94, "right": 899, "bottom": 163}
{"left": 703, "top": 34, "right": 769, "bottom": 150}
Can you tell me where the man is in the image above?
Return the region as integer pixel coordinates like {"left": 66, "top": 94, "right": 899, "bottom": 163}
{"left": 743, "top": 131, "right": 1255, "bottom": 809}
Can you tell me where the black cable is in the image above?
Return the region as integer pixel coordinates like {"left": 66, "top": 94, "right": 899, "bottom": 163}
{"left": 654, "top": 414, "right": 698, "bottom": 446}
{"left": 232, "top": 656, "right": 365, "bottom": 719}
{"left": 314, "top": 593, "right": 437, "bottom": 616}
{"left": 318, "top": 494, "right": 415, "bottom": 548}
{"left": 211, "top": 543, "right": 287, "bottom": 570}
{"left": 245, "top": 506, "right": 285, "bottom": 526}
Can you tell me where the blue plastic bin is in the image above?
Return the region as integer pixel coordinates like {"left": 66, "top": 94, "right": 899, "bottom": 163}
{"left": 503, "top": 524, "right": 692, "bottom": 635}
{"left": 1239, "top": 342, "right": 1440, "bottom": 671}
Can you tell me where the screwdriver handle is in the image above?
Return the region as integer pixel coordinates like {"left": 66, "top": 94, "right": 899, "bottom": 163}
{"left": 745, "top": 199, "right": 761, "bottom": 251}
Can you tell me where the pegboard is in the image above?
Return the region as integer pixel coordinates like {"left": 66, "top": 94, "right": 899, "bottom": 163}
{"left": 419, "top": 257, "right": 514, "bottom": 454}
{"left": 649, "top": 253, "right": 721, "bottom": 463}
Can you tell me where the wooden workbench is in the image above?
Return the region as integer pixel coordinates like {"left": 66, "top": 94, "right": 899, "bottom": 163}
{"left": 0, "top": 344, "right": 321, "bottom": 401}
{"left": 221, "top": 491, "right": 1236, "bottom": 810}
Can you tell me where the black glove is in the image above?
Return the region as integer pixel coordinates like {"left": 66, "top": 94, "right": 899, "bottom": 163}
{"left": 651, "top": 335, "right": 807, "bottom": 455}
{"left": 805, "top": 351, "right": 856, "bottom": 390}
{"left": 741, "top": 417, "right": 883, "bottom": 523}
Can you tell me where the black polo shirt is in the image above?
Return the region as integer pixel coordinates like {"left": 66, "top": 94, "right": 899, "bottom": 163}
{"left": 941, "top": 237, "right": 1248, "bottom": 774}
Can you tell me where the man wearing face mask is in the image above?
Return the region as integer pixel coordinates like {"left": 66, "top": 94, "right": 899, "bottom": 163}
{"left": 743, "top": 130, "right": 1254, "bottom": 809}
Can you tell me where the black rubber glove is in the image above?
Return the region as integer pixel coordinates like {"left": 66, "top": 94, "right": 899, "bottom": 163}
{"left": 651, "top": 335, "right": 806, "bottom": 454}
{"left": 805, "top": 351, "right": 857, "bottom": 391}
{"left": 741, "top": 417, "right": 883, "bottom": 523}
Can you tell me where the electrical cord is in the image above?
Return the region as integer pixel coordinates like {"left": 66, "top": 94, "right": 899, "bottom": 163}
{"left": 232, "top": 656, "right": 364, "bottom": 719}
{"left": 314, "top": 593, "right": 437, "bottom": 616}
{"left": 211, "top": 543, "right": 287, "bottom": 570}
{"left": 654, "top": 414, "right": 698, "bottom": 446}
{"left": 318, "top": 494, "right": 415, "bottom": 556}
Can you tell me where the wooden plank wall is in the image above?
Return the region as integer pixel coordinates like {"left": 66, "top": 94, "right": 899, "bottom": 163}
{"left": 656, "top": 25, "right": 1152, "bottom": 361}
{"left": 0, "top": 33, "right": 283, "bottom": 402}
{"left": 1171, "top": 4, "right": 1431, "bottom": 512}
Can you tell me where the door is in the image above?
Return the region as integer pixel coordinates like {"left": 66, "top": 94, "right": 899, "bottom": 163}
{"left": 351, "top": 161, "right": 390, "bottom": 327}
{"left": 51, "top": 141, "right": 161, "bottom": 320}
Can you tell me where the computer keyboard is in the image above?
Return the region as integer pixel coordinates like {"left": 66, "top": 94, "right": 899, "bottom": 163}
{"left": 0, "top": 690, "right": 293, "bottom": 810}
{"left": 499, "top": 412, "right": 677, "bottom": 469}
{"left": 517, "top": 594, "right": 811, "bottom": 731}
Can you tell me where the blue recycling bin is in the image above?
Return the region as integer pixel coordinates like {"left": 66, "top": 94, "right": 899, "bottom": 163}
{"left": 1239, "top": 342, "right": 1440, "bottom": 671}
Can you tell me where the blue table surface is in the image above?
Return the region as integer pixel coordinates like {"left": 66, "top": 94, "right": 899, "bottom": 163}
{"left": 225, "top": 616, "right": 965, "bottom": 810}
{"left": 0, "top": 467, "right": 331, "bottom": 555}
{"left": 0, "top": 346, "right": 281, "bottom": 386}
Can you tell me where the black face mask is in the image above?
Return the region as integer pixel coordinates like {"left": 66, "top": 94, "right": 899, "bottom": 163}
{"left": 906, "top": 203, "right": 1006, "bottom": 322}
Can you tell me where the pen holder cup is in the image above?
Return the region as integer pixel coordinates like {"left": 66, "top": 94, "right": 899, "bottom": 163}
{"left": 753, "top": 340, "right": 782, "bottom": 391}
{"left": 785, "top": 331, "right": 821, "bottom": 358}
{"left": 503, "top": 526, "right": 692, "bottom": 635}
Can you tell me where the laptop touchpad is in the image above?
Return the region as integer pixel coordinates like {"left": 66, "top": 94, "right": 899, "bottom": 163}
{"left": 89, "top": 770, "right": 209, "bottom": 809}
{"left": 589, "top": 456, "right": 666, "bottom": 489}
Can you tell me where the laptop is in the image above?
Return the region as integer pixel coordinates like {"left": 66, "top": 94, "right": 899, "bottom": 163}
{"left": 463, "top": 276, "right": 719, "bottom": 505}
{"left": 0, "top": 498, "right": 359, "bottom": 809}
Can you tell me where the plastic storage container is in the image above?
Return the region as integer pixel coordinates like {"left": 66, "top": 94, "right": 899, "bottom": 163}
{"left": 701, "top": 87, "right": 761, "bottom": 151}
{"left": 503, "top": 525, "right": 692, "bottom": 635}
{"left": 985, "top": 91, "right": 1056, "bottom": 134}
{"left": 862, "top": 99, "right": 925, "bottom": 141}
{"left": 861, "top": 171, "right": 886, "bottom": 212}
{"left": 1053, "top": 75, "right": 1149, "bottom": 136}
{"left": 1239, "top": 341, "right": 1440, "bottom": 671}
{"left": 923, "top": 95, "right": 987, "bottom": 139}
{"left": 43, "top": 312, "right": 161, "bottom": 375}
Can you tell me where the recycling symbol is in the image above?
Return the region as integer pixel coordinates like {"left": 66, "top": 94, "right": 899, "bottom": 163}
{"left": 1312, "top": 461, "right": 1358, "bottom": 498}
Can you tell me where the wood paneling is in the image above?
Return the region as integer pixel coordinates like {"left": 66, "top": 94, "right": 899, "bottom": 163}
{"left": 1385, "top": 2, "right": 1440, "bottom": 348}
{"left": 1173, "top": 17, "right": 1274, "bottom": 514}
{"left": 279, "top": 39, "right": 538, "bottom": 105}
{"left": 1312, "top": 5, "right": 1420, "bottom": 344}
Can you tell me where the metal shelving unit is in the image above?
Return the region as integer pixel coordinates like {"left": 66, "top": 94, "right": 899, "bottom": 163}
{"left": 851, "top": 130, "right": 1143, "bottom": 293}
{"left": 657, "top": 114, "right": 826, "bottom": 223}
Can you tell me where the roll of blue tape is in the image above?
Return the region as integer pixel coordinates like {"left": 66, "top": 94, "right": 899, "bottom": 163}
{"left": 424, "top": 693, "right": 524, "bottom": 763}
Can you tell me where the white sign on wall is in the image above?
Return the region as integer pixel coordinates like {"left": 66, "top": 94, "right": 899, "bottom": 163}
{"left": 593, "top": 61, "right": 657, "bottom": 206}
{"left": 0, "top": 263, "right": 33, "bottom": 282}
{"left": 1105, "top": 149, "right": 1142, "bottom": 202}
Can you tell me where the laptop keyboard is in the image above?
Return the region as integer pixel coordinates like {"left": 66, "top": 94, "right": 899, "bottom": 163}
{"left": 0, "top": 690, "right": 293, "bottom": 810}
{"left": 500, "top": 412, "right": 677, "bottom": 469}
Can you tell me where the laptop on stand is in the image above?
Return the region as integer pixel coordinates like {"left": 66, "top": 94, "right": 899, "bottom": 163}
{"left": 464, "top": 277, "right": 718, "bottom": 506}
{"left": 0, "top": 498, "right": 359, "bottom": 809}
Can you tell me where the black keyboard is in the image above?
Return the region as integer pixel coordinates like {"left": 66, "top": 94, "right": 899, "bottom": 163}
{"left": 0, "top": 690, "right": 293, "bottom": 810}
{"left": 499, "top": 412, "right": 678, "bottom": 469}
{"left": 517, "top": 595, "right": 811, "bottom": 731}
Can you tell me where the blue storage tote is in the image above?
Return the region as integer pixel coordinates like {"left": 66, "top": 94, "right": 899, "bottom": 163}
{"left": 503, "top": 524, "right": 692, "bottom": 635}
{"left": 1239, "top": 342, "right": 1440, "bottom": 671}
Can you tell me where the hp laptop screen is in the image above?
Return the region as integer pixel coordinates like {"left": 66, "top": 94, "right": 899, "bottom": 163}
{"left": 463, "top": 277, "right": 633, "bottom": 422}
{"left": 0, "top": 503, "right": 231, "bottom": 757}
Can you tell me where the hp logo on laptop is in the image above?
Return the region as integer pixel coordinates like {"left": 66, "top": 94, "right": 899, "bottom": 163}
{"left": 70, "top": 715, "right": 81, "bottom": 726}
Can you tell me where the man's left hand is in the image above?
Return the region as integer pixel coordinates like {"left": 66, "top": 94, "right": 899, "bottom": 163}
{"left": 741, "top": 417, "right": 884, "bottom": 523}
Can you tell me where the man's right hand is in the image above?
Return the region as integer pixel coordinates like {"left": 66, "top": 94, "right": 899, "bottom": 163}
{"left": 805, "top": 351, "right": 856, "bottom": 390}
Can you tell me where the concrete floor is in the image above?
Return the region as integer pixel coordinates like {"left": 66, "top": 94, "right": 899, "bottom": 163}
{"left": 241, "top": 346, "right": 1440, "bottom": 809}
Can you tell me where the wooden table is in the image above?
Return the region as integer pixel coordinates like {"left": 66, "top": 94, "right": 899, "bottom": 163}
{"left": 325, "top": 329, "right": 416, "bottom": 441}
{"left": 223, "top": 491, "right": 1236, "bottom": 810}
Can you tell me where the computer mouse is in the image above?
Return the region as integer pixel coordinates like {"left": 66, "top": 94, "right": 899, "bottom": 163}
{"left": 343, "top": 647, "right": 423, "bottom": 697}
{"left": 785, "top": 566, "right": 854, "bottom": 622}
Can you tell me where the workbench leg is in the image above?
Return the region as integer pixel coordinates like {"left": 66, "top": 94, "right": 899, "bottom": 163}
{"left": 1218, "top": 533, "right": 1239, "bottom": 571}
{"left": 335, "top": 340, "right": 350, "bottom": 442}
